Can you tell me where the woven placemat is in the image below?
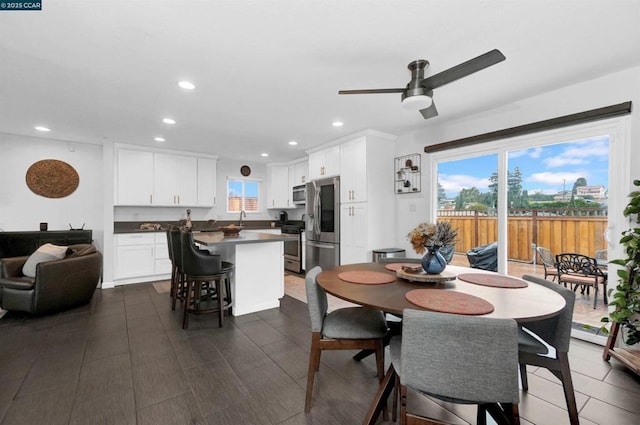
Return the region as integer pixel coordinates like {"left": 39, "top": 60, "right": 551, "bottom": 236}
{"left": 457, "top": 273, "right": 528, "bottom": 288}
{"left": 337, "top": 270, "right": 396, "bottom": 285}
{"left": 405, "top": 289, "right": 495, "bottom": 315}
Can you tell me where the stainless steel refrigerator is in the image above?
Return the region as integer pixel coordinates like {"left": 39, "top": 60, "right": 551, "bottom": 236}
{"left": 305, "top": 177, "right": 340, "bottom": 272}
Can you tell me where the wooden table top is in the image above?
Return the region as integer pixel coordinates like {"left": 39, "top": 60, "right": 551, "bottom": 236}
{"left": 317, "top": 263, "right": 566, "bottom": 323}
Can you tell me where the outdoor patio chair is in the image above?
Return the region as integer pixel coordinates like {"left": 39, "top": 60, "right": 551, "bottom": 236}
{"left": 536, "top": 246, "right": 559, "bottom": 282}
{"left": 555, "top": 253, "right": 607, "bottom": 309}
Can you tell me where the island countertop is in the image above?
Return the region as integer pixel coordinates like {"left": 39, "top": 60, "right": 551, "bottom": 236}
{"left": 193, "top": 231, "right": 295, "bottom": 246}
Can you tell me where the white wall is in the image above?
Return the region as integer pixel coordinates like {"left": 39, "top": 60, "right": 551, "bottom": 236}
{"left": 0, "top": 133, "right": 105, "bottom": 252}
{"left": 393, "top": 64, "right": 640, "bottom": 256}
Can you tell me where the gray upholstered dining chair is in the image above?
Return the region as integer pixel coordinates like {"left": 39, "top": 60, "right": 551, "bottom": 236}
{"left": 304, "top": 266, "right": 388, "bottom": 413}
{"left": 390, "top": 309, "right": 520, "bottom": 425}
{"left": 519, "top": 274, "right": 579, "bottom": 425}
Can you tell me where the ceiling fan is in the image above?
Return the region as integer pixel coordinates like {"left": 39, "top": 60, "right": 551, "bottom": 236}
{"left": 338, "top": 49, "right": 506, "bottom": 120}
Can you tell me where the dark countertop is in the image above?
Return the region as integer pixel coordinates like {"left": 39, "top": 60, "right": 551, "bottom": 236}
{"left": 113, "top": 220, "right": 284, "bottom": 234}
{"left": 193, "top": 231, "right": 296, "bottom": 246}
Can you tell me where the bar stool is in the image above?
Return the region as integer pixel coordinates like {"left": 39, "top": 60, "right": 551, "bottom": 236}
{"left": 180, "top": 230, "right": 233, "bottom": 329}
{"left": 168, "top": 227, "right": 186, "bottom": 311}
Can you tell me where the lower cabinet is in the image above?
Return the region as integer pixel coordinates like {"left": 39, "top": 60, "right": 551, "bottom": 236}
{"left": 114, "top": 233, "right": 171, "bottom": 282}
{"left": 341, "top": 203, "right": 369, "bottom": 264}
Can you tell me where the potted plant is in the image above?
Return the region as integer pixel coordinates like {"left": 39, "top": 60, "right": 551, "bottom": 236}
{"left": 601, "top": 179, "right": 640, "bottom": 346}
{"left": 407, "top": 221, "right": 458, "bottom": 274}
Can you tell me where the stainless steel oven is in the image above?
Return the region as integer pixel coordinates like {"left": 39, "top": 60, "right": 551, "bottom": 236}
{"left": 282, "top": 224, "right": 303, "bottom": 273}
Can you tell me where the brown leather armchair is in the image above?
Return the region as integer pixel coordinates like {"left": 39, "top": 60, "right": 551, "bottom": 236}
{"left": 0, "top": 244, "right": 102, "bottom": 314}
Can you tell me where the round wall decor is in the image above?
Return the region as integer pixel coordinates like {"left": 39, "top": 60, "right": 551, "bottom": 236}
{"left": 26, "top": 159, "right": 79, "bottom": 198}
{"left": 240, "top": 165, "right": 251, "bottom": 176}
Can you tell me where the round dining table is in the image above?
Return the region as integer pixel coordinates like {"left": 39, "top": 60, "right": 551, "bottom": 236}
{"left": 318, "top": 262, "right": 567, "bottom": 425}
{"left": 317, "top": 263, "right": 566, "bottom": 323}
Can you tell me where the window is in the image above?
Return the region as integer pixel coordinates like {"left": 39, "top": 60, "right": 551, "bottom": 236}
{"left": 227, "top": 179, "right": 260, "bottom": 213}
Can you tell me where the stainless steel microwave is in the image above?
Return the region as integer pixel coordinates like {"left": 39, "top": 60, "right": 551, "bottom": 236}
{"left": 292, "top": 184, "right": 306, "bottom": 205}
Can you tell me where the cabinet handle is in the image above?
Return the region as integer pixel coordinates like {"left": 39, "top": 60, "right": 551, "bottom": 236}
{"left": 178, "top": 195, "right": 180, "bottom": 204}
{"left": 150, "top": 194, "right": 153, "bottom": 204}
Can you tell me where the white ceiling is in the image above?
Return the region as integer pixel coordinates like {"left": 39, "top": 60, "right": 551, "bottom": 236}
{"left": 1, "top": 0, "right": 639, "bottom": 162}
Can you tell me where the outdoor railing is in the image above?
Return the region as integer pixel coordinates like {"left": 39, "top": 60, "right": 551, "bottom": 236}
{"left": 437, "top": 207, "right": 608, "bottom": 263}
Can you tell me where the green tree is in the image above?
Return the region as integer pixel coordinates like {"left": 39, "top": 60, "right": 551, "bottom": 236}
{"left": 437, "top": 183, "right": 447, "bottom": 207}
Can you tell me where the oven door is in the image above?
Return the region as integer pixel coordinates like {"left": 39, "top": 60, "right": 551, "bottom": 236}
{"left": 283, "top": 234, "right": 302, "bottom": 273}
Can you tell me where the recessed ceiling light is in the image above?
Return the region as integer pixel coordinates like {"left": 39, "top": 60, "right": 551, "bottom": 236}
{"left": 35, "top": 126, "right": 51, "bottom": 132}
{"left": 154, "top": 137, "right": 165, "bottom": 142}
{"left": 332, "top": 121, "right": 343, "bottom": 127}
{"left": 178, "top": 81, "right": 195, "bottom": 90}
{"left": 162, "top": 118, "right": 176, "bottom": 124}
{"left": 260, "top": 153, "right": 269, "bottom": 157}
{"left": 288, "top": 140, "right": 298, "bottom": 146}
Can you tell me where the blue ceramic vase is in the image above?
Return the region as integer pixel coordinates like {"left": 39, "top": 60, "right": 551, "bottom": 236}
{"left": 421, "top": 246, "right": 447, "bottom": 274}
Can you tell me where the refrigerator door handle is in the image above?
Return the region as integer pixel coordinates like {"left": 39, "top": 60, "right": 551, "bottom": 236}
{"left": 307, "top": 241, "right": 335, "bottom": 249}
{"left": 313, "top": 181, "right": 321, "bottom": 235}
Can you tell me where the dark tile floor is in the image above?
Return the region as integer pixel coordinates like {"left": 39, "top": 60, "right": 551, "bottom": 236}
{"left": 1, "top": 282, "right": 639, "bottom": 425}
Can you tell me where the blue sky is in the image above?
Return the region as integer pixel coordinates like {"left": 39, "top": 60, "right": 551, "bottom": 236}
{"left": 437, "top": 136, "right": 609, "bottom": 198}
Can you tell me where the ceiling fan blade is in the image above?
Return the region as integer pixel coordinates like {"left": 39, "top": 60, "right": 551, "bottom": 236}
{"left": 338, "top": 88, "right": 405, "bottom": 95}
{"left": 419, "top": 102, "right": 438, "bottom": 120}
{"left": 420, "top": 49, "right": 505, "bottom": 91}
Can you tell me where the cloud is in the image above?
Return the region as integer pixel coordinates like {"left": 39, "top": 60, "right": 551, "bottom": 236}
{"left": 439, "top": 174, "right": 492, "bottom": 196}
{"left": 526, "top": 171, "right": 588, "bottom": 187}
{"left": 544, "top": 138, "right": 609, "bottom": 168}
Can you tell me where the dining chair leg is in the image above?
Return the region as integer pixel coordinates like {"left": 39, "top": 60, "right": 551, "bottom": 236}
{"left": 519, "top": 363, "right": 529, "bottom": 391}
{"left": 182, "top": 279, "right": 192, "bottom": 329}
{"left": 305, "top": 333, "right": 322, "bottom": 413}
{"left": 362, "top": 364, "right": 396, "bottom": 425}
{"left": 216, "top": 279, "right": 224, "bottom": 328}
{"left": 556, "top": 352, "right": 579, "bottom": 425}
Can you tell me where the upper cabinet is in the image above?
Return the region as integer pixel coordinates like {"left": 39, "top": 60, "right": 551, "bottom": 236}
{"left": 266, "top": 164, "right": 291, "bottom": 209}
{"left": 308, "top": 145, "right": 340, "bottom": 180}
{"left": 116, "top": 149, "right": 154, "bottom": 205}
{"left": 197, "top": 157, "right": 217, "bottom": 207}
{"left": 290, "top": 160, "right": 308, "bottom": 187}
{"left": 340, "top": 137, "right": 368, "bottom": 203}
{"left": 153, "top": 153, "right": 198, "bottom": 206}
{"left": 115, "top": 146, "right": 218, "bottom": 207}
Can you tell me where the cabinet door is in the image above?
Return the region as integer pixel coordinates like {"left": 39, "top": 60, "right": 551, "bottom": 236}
{"left": 116, "top": 149, "right": 154, "bottom": 205}
{"left": 323, "top": 145, "right": 341, "bottom": 177}
{"left": 197, "top": 157, "right": 217, "bottom": 206}
{"left": 153, "top": 153, "right": 178, "bottom": 205}
{"left": 115, "top": 245, "right": 155, "bottom": 279}
{"left": 175, "top": 155, "right": 198, "bottom": 205}
{"left": 340, "top": 203, "right": 368, "bottom": 265}
{"left": 308, "top": 151, "right": 324, "bottom": 181}
{"left": 293, "top": 161, "right": 308, "bottom": 186}
{"left": 340, "top": 138, "right": 367, "bottom": 203}
{"left": 267, "top": 165, "right": 290, "bottom": 208}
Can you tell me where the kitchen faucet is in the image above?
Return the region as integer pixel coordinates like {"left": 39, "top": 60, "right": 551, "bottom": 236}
{"left": 239, "top": 210, "right": 246, "bottom": 226}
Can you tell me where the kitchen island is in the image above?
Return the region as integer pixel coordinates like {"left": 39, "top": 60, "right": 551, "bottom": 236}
{"left": 193, "top": 231, "right": 295, "bottom": 316}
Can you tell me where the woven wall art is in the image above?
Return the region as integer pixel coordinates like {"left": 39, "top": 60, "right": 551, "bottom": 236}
{"left": 25, "top": 159, "right": 79, "bottom": 198}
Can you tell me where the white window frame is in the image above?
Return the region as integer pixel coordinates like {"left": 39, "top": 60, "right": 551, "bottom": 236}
{"left": 226, "top": 177, "right": 262, "bottom": 213}
{"left": 427, "top": 117, "right": 631, "bottom": 275}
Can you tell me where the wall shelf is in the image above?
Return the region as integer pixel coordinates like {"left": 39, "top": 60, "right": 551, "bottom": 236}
{"left": 394, "top": 153, "right": 421, "bottom": 194}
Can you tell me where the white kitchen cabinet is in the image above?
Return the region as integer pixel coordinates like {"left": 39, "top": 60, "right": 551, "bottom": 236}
{"left": 114, "top": 233, "right": 171, "bottom": 281}
{"left": 114, "top": 234, "right": 156, "bottom": 279}
{"left": 116, "top": 149, "right": 154, "bottom": 205}
{"left": 340, "top": 203, "right": 369, "bottom": 264}
{"left": 266, "top": 165, "right": 292, "bottom": 209}
{"left": 290, "top": 160, "right": 308, "bottom": 187}
{"left": 308, "top": 145, "right": 340, "bottom": 180}
{"left": 153, "top": 153, "right": 198, "bottom": 206}
{"left": 338, "top": 130, "right": 397, "bottom": 265}
{"left": 340, "top": 137, "right": 367, "bottom": 203}
{"left": 197, "top": 157, "right": 217, "bottom": 206}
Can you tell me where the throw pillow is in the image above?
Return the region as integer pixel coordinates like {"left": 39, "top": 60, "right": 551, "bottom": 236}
{"left": 22, "top": 243, "right": 69, "bottom": 277}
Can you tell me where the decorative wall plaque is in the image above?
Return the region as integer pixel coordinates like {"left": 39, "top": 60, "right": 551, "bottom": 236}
{"left": 25, "top": 159, "right": 79, "bottom": 198}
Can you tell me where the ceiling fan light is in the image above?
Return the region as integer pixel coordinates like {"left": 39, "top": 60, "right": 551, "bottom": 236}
{"left": 402, "top": 94, "right": 432, "bottom": 110}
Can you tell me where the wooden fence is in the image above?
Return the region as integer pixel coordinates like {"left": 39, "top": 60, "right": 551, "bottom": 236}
{"left": 437, "top": 208, "right": 608, "bottom": 263}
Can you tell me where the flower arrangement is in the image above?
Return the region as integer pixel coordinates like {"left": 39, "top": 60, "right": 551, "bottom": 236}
{"left": 407, "top": 221, "right": 458, "bottom": 255}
